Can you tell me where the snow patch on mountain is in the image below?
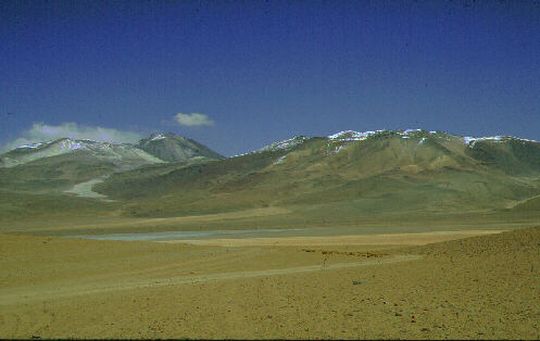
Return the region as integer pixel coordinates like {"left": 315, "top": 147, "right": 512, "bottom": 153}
{"left": 328, "top": 129, "right": 432, "bottom": 142}
{"left": 150, "top": 133, "right": 167, "bottom": 141}
{"left": 230, "top": 152, "right": 250, "bottom": 158}
{"left": 328, "top": 130, "right": 385, "bottom": 141}
{"left": 58, "top": 139, "right": 85, "bottom": 151}
{"left": 463, "top": 135, "right": 538, "bottom": 147}
{"left": 1, "top": 137, "right": 163, "bottom": 168}
{"left": 402, "top": 128, "right": 423, "bottom": 135}
{"left": 64, "top": 177, "right": 114, "bottom": 201}
{"left": 16, "top": 142, "right": 45, "bottom": 150}
{"left": 230, "top": 136, "right": 311, "bottom": 158}
{"left": 273, "top": 155, "right": 287, "bottom": 165}
{"left": 257, "top": 136, "right": 310, "bottom": 152}
{"left": 397, "top": 129, "right": 436, "bottom": 139}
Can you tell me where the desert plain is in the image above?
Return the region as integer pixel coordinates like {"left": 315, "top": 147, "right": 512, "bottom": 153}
{"left": 1, "top": 225, "right": 538, "bottom": 339}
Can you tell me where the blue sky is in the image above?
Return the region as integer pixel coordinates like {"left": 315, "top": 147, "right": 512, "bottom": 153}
{"left": 1, "top": 0, "right": 539, "bottom": 155}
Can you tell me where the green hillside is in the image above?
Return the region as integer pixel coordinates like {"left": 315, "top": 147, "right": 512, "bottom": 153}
{"left": 1, "top": 130, "right": 539, "bottom": 231}
{"left": 94, "top": 131, "right": 540, "bottom": 219}
{"left": 465, "top": 138, "right": 540, "bottom": 175}
{"left": 0, "top": 151, "right": 117, "bottom": 193}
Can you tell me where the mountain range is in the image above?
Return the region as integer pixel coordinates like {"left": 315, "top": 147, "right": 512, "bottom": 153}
{"left": 1, "top": 129, "right": 539, "bottom": 229}
{"left": 0, "top": 132, "right": 223, "bottom": 168}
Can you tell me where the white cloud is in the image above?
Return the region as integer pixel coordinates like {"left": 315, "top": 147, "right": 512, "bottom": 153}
{"left": 175, "top": 113, "right": 214, "bottom": 127}
{"left": 2, "top": 122, "right": 142, "bottom": 151}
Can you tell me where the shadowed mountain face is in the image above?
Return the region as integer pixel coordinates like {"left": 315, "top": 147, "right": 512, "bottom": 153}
{"left": 464, "top": 138, "right": 540, "bottom": 175}
{"left": 137, "top": 133, "right": 224, "bottom": 163}
{"left": 1, "top": 129, "right": 540, "bottom": 225}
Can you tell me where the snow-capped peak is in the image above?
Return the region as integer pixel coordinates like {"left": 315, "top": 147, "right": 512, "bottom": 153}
{"left": 144, "top": 132, "right": 181, "bottom": 143}
{"left": 57, "top": 138, "right": 86, "bottom": 151}
{"left": 328, "top": 130, "right": 386, "bottom": 141}
{"left": 15, "top": 138, "right": 90, "bottom": 151}
{"left": 229, "top": 135, "right": 311, "bottom": 158}
{"left": 463, "top": 135, "right": 538, "bottom": 147}
{"left": 150, "top": 133, "right": 167, "bottom": 141}
{"left": 402, "top": 128, "right": 423, "bottom": 135}
{"left": 16, "top": 142, "right": 45, "bottom": 150}
{"left": 257, "top": 136, "right": 310, "bottom": 152}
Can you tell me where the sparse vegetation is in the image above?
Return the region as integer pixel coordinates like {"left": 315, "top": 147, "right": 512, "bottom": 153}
{"left": 1, "top": 131, "right": 540, "bottom": 234}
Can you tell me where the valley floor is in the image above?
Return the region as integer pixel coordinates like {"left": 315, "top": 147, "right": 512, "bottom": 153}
{"left": 0, "top": 227, "right": 539, "bottom": 339}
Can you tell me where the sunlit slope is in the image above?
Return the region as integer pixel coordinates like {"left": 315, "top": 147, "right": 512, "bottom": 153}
{"left": 0, "top": 152, "right": 118, "bottom": 193}
{"left": 2, "top": 130, "right": 539, "bottom": 228}
{"left": 0, "top": 154, "right": 220, "bottom": 226}
{"left": 0, "top": 138, "right": 164, "bottom": 168}
{"left": 0, "top": 133, "right": 224, "bottom": 171}
{"left": 0, "top": 190, "right": 119, "bottom": 225}
{"left": 0, "top": 133, "right": 223, "bottom": 197}
{"left": 95, "top": 131, "right": 540, "bottom": 218}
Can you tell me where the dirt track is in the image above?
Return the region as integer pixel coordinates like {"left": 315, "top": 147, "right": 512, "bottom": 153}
{"left": 1, "top": 227, "right": 539, "bottom": 339}
{"left": 0, "top": 255, "right": 420, "bottom": 306}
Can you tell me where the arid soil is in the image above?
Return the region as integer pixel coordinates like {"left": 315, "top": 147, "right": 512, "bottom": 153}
{"left": 0, "top": 227, "right": 538, "bottom": 339}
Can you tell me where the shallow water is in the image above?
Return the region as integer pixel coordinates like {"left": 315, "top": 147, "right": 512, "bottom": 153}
{"left": 70, "top": 225, "right": 497, "bottom": 242}
{"left": 73, "top": 228, "right": 309, "bottom": 241}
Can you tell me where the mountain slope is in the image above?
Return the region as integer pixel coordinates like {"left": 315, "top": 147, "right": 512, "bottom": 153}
{"left": 464, "top": 137, "right": 540, "bottom": 175}
{"left": 0, "top": 133, "right": 223, "bottom": 168}
{"left": 0, "top": 138, "right": 163, "bottom": 168}
{"left": 0, "top": 151, "right": 118, "bottom": 193}
{"left": 93, "top": 130, "right": 540, "bottom": 219}
{"left": 0, "top": 134, "right": 223, "bottom": 194}
{"left": 2, "top": 129, "right": 539, "bottom": 228}
{"left": 137, "top": 133, "right": 224, "bottom": 162}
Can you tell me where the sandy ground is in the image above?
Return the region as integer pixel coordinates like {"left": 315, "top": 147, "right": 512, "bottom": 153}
{"left": 9, "top": 206, "right": 292, "bottom": 233}
{"left": 0, "top": 227, "right": 539, "bottom": 339}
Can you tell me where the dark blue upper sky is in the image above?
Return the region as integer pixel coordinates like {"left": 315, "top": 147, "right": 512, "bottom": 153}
{"left": 1, "top": 0, "right": 539, "bottom": 155}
